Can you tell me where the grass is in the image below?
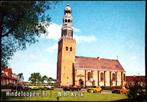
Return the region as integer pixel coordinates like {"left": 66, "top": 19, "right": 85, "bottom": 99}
{"left": 2, "top": 89, "right": 128, "bottom": 101}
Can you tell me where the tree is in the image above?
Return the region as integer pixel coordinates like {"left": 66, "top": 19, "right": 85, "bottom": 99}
{"left": 41, "top": 75, "right": 48, "bottom": 84}
{"left": 0, "top": 1, "right": 58, "bottom": 67}
{"left": 28, "top": 72, "right": 41, "bottom": 85}
{"left": 128, "top": 81, "right": 145, "bottom": 102}
{"left": 17, "top": 73, "right": 24, "bottom": 82}
{"left": 48, "top": 77, "right": 55, "bottom": 85}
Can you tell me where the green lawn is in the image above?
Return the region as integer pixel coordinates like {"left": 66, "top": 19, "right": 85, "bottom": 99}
{"left": 2, "top": 89, "right": 128, "bottom": 101}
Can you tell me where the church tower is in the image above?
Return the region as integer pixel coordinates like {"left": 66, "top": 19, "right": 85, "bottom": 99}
{"left": 57, "top": 4, "right": 76, "bottom": 86}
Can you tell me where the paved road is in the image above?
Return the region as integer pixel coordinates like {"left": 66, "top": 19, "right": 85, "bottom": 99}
{"left": 1, "top": 89, "right": 12, "bottom": 92}
{"left": 101, "top": 90, "right": 112, "bottom": 94}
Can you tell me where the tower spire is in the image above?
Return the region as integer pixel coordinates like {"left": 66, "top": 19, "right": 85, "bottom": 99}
{"left": 67, "top": 1, "right": 70, "bottom": 6}
{"left": 61, "top": 4, "right": 73, "bottom": 38}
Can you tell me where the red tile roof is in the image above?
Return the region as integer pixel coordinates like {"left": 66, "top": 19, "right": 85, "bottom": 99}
{"left": 74, "top": 56, "right": 124, "bottom": 71}
{"left": 126, "top": 76, "right": 145, "bottom": 82}
{"left": 1, "top": 67, "right": 17, "bottom": 80}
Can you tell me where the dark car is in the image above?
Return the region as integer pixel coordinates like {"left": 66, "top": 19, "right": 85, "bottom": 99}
{"left": 63, "top": 85, "right": 81, "bottom": 91}
{"left": 12, "top": 84, "right": 29, "bottom": 91}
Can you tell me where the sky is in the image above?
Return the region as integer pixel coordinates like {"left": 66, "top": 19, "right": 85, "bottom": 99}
{"left": 9, "top": 1, "right": 145, "bottom": 81}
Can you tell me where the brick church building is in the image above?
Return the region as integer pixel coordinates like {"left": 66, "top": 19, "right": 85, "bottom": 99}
{"left": 57, "top": 4, "right": 126, "bottom": 87}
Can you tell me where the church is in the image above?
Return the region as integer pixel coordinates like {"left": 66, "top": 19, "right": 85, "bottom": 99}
{"left": 57, "top": 4, "right": 126, "bottom": 87}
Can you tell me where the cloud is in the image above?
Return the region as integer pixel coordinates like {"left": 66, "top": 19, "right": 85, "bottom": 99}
{"left": 41, "top": 22, "right": 80, "bottom": 40}
{"left": 40, "top": 22, "right": 96, "bottom": 43}
{"left": 73, "top": 27, "right": 80, "bottom": 32}
{"left": 41, "top": 22, "right": 61, "bottom": 40}
{"left": 74, "top": 34, "right": 97, "bottom": 43}
{"left": 46, "top": 43, "right": 58, "bottom": 53}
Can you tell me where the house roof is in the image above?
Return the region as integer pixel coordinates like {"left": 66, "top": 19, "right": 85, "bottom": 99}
{"left": 1, "top": 67, "right": 17, "bottom": 80}
{"left": 126, "top": 76, "right": 145, "bottom": 82}
{"left": 74, "top": 56, "right": 124, "bottom": 71}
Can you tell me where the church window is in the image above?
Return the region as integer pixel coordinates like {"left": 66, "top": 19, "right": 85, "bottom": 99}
{"left": 87, "top": 71, "right": 93, "bottom": 80}
{"left": 91, "top": 71, "right": 93, "bottom": 78}
{"left": 70, "top": 47, "right": 72, "bottom": 51}
{"left": 66, "top": 47, "right": 68, "bottom": 51}
{"left": 87, "top": 72, "right": 91, "bottom": 80}
{"left": 65, "top": 19, "right": 67, "bottom": 22}
{"left": 112, "top": 73, "right": 116, "bottom": 81}
{"left": 100, "top": 72, "right": 104, "bottom": 81}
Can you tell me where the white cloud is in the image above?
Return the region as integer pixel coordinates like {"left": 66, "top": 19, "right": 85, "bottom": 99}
{"left": 73, "top": 27, "right": 80, "bottom": 32}
{"left": 40, "top": 22, "right": 96, "bottom": 43}
{"left": 41, "top": 22, "right": 80, "bottom": 40}
{"left": 46, "top": 43, "right": 58, "bottom": 53}
{"left": 74, "top": 34, "right": 97, "bottom": 43}
{"left": 41, "top": 22, "right": 61, "bottom": 40}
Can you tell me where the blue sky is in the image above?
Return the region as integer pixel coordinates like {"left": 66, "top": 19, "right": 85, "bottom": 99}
{"left": 9, "top": 1, "right": 145, "bottom": 81}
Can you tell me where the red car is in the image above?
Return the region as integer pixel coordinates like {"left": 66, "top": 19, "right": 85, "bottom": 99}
{"left": 63, "top": 85, "right": 81, "bottom": 91}
{"left": 112, "top": 87, "right": 128, "bottom": 94}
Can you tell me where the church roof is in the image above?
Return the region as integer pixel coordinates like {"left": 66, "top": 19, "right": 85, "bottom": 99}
{"left": 74, "top": 56, "right": 124, "bottom": 71}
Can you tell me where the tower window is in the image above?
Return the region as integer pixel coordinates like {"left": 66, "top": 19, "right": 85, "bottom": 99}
{"left": 66, "top": 47, "right": 68, "bottom": 51}
{"left": 65, "top": 19, "right": 67, "bottom": 22}
{"left": 68, "top": 19, "right": 70, "bottom": 22}
{"left": 70, "top": 47, "right": 72, "bottom": 51}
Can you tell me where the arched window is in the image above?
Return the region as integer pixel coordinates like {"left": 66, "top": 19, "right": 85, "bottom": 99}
{"left": 100, "top": 72, "right": 104, "bottom": 81}
{"left": 112, "top": 73, "right": 116, "bottom": 81}
{"left": 65, "top": 19, "right": 67, "bottom": 22}
{"left": 91, "top": 71, "right": 93, "bottom": 78}
{"left": 68, "top": 19, "right": 70, "bottom": 22}
{"left": 79, "top": 79, "right": 83, "bottom": 87}
{"left": 70, "top": 47, "right": 72, "bottom": 51}
{"left": 88, "top": 72, "right": 91, "bottom": 80}
{"left": 66, "top": 47, "right": 68, "bottom": 51}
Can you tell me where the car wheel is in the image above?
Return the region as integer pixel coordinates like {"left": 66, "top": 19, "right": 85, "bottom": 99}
{"left": 90, "top": 90, "right": 94, "bottom": 93}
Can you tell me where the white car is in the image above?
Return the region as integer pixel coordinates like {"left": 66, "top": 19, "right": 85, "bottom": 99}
{"left": 44, "top": 85, "right": 54, "bottom": 90}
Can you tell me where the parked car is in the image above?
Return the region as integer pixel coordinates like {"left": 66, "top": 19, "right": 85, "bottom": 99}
{"left": 12, "top": 84, "right": 29, "bottom": 91}
{"left": 112, "top": 87, "right": 128, "bottom": 94}
{"left": 28, "top": 85, "right": 54, "bottom": 90}
{"left": 44, "top": 85, "right": 54, "bottom": 90}
{"left": 63, "top": 85, "right": 81, "bottom": 91}
{"left": 28, "top": 85, "right": 40, "bottom": 90}
{"left": 87, "top": 86, "right": 102, "bottom": 93}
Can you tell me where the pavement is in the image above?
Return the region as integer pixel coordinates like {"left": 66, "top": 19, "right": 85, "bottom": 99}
{"left": 1, "top": 89, "right": 12, "bottom": 92}
{"left": 101, "top": 90, "right": 112, "bottom": 94}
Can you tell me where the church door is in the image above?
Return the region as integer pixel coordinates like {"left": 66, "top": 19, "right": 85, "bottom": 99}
{"left": 79, "top": 79, "right": 84, "bottom": 87}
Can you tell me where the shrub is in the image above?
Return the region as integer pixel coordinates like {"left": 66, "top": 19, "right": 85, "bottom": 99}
{"left": 127, "top": 81, "right": 146, "bottom": 102}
